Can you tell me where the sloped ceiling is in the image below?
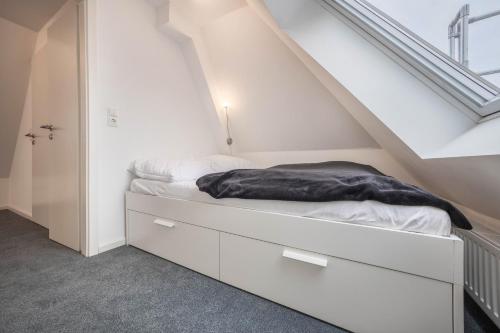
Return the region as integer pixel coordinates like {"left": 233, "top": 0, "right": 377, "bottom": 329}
{"left": 0, "top": 0, "right": 67, "bottom": 31}
{"left": 0, "top": 18, "right": 36, "bottom": 178}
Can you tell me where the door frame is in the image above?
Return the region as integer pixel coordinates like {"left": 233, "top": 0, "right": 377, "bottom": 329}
{"left": 78, "top": 0, "right": 98, "bottom": 256}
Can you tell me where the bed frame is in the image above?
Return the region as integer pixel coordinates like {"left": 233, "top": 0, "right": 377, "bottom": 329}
{"left": 126, "top": 191, "right": 464, "bottom": 333}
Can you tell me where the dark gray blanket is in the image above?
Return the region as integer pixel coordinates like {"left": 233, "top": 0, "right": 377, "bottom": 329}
{"left": 196, "top": 161, "right": 472, "bottom": 230}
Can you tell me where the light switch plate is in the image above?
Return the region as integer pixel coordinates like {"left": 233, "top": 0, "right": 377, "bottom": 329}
{"left": 107, "top": 109, "right": 118, "bottom": 127}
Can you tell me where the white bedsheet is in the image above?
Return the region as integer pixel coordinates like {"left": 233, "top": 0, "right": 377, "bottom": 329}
{"left": 130, "top": 178, "right": 452, "bottom": 236}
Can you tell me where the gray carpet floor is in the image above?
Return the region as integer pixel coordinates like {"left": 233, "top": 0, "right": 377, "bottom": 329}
{"left": 0, "top": 210, "right": 498, "bottom": 333}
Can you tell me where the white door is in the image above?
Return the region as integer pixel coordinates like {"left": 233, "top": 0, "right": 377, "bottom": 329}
{"left": 33, "top": 1, "right": 80, "bottom": 251}
{"left": 32, "top": 45, "right": 51, "bottom": 229}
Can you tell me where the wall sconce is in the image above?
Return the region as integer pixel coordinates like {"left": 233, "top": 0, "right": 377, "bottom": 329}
{"left": 224, "top": 104, "right": 233, "bottom": 146}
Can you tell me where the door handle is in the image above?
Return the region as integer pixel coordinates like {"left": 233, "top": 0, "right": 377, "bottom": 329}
{"left": 282, "top": 248, "right": 328, "bottom": 267}
{"left": 40, "top": 124, "right": 55, "bottom": 131}
{"left": 40, "top": 125, "right": 56, "bottom": 140}
{"left": 25, "top": 133, "right": 36, "bottom": 145}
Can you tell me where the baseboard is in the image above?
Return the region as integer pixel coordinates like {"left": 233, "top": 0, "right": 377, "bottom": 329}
{"left": 7, "top": 205, "right": 34, "bottom": 221}
{"left": 99, "top": 239, "right": 126, "bottom": 254}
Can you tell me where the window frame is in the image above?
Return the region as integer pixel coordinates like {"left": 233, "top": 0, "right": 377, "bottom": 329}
{"left": 318, "top": 0, "right": 500, "bottom": 118}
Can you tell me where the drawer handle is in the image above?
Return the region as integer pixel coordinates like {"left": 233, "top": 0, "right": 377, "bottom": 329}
{"left": 153, "top": 219, "right": 176, "bottom": 228}
{"left": 282, "top": 248, "right": 328, "bottom": 267}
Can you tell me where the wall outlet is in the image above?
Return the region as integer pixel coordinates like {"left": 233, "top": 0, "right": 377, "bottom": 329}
{"left": 107, "top": 109, "right": 118, "bottom": 127}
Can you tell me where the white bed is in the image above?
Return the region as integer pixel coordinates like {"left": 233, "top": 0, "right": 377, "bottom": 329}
{"left": 126, "top": 178, "right": 464, "bottom": 333}
{"left": 131, "top": 178, "right": 452, "bottom": 236}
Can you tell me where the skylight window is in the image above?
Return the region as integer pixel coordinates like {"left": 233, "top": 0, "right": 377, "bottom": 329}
{"left": 319, "top": 0, "right": 500, "bottom": 117}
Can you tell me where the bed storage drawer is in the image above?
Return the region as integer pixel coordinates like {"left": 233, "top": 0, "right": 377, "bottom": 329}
{"left": 127, "top": 210, "right": 219, "bottom": 279}
{"left": 220, "top": 233, "right": 453, "bottom": 333}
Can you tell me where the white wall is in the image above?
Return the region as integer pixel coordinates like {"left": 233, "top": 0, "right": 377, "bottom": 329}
{"left": 170, "top": 0, "right": 247, "bottom": 27}
{"left": 0, "top": 179, "right": 8, "bottom": 208}
{"left": 238, "top": 148, "right": 421, "bottom": 185}
{"left": 91, "top": 0, "right": 219, "bottom": 251}
{"left": 8, "top": 78, "right": 33, "bottom": 216}
{"left": 200, "top": 7, "right": 378, "bottom": 152}
{"left": 0, "top": 18, "right": 36, "bottom": 178}
{"left": 158, "top": 2, "right": 229, "bottom": 154}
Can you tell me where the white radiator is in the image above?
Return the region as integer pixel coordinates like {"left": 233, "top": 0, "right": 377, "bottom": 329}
{"left": 455, "top": 229, "right": 500, "bottom": 328}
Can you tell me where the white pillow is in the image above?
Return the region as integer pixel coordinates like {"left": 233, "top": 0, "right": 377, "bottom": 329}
{"left": 130, "top": 155, "right": 254, "bottom": 182}
{"left": 130, "top": 158, "right": 212, "bottom": 182}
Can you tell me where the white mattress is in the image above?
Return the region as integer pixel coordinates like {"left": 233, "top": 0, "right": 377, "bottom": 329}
{"left": 130, "top": 178, "right": 452, "bottom": 236}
